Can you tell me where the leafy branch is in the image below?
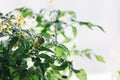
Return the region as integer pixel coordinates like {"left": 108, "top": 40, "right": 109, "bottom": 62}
{"left": 0, "top": 7, "right": 105, "bottom": 80}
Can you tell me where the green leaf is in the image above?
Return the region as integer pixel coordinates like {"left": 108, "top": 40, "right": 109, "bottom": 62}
{"left": 39, "top": 53, "right": 54, "bottom": 63}
{"left": 0, "top": 46, "right": 4, "bottom": 52}
{"left": 19, "top": 69, "right": 28, "bottom": 80}
{"left": 17, "top": 7, "right": 33, "bottom": 17}
{"left": 95, "top": 55, "right": 105, "bottom": 63}
{"left": 61, "top": 31, "right": 72, "bottom": 43}
{"left": 67, "top": 11, "right": 75, "bottom": 15}
{"left": 81, "top": 49, "right": 92, "bottom": 59}
{"left": 73, "top": 50, "right": 79, "bottom": 55}
{"left": 68, "top": 70, "right": 73, "bottom": 79}
{"left": 55, "top": 46, "right": 64, "bottom": 56}
{"left": 59, "top": 44, "right": 70, "bottom": 55}
{"left": 31, "top": 75, "right": 39, "bottom": 80}
{"left": 96, "top": 25, "right": 105, "bottom": 32}
{"left": 73, "top": 69, "right": 87, "bottom": 80}
{"left": 60, "top": 11, "right": 65, "bottom": 17}
{"left": 55, "top": 44, "right": 70, "bottom": 57}
{"left": 79, "top": 22, "right": 94, "bottom": 29}
{"left": 0, "top": 50, "right": 3, "bottom": 52}
{"left": 85, "top": 53, "right": 91, "bottom": 59}
{"left": 13, "top": 46, "right": 24, "bottom": 56}
{"left": 24, "top": 40, "right": 31, "bottom": 52}
{"left": 87, "top": 22, "right": 94, "bottom": 28}
{"left": 8, "top": 36, "right": 19, "bottom": 50}
{"left": 36, "top": 16, "right": 42, "bottom": 26}
{"left": 72, "top": 26, "right": 77, "bottom": 37}
{"left": 38, "top": 46, "right": 54, "bottom": 53}
{"left": 67, "top": 11, "right": 76, "bottom": 18}
{"left": 79, "top": 22, "right": 105, "bottom": 32}
{"left": 50, "top": 61, "right": 68, "bottom": 70}
{"left": 22, "top": 10, "right": 32, "bottom": 17}
{"left": 46, "top": 70, "right": 62, "bottom": 79}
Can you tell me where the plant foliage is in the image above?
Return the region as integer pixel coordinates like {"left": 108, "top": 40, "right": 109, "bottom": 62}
{"left": 0, "top": 7, "right": 105, "bottom": 80}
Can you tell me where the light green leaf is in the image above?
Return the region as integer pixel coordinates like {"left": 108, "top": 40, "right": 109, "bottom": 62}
{"left": 72, "top": 26, "right": 77, "bottom": 37}
{"left": 73, "top": 69, "right": 87, "bottom": 80}
{"left": 95, "top": 55, "right": 105, "bottom": 63}
{"left": 81, "top": 49, "right": 92, "bottom": 59}
{"left": 67, "top": 11, "right": 76, "bottom": 18}
{"left": 73, "top": 50, "right": 79, "bottom": 55}
{"left": 55, "top": 44, "right": 70, "bottom": 57}
{"left": 17, "top": 7, "right": 33, "bottom": 17}
{"left": 59, "top": 44, "right": 70, "bottom": 55}
{"left": 61, "top": 31, "right": 72, "bottom": 43}
{"left": 55, "top": 46, "right": 64, "bottom": 57}
{"left": 62, "top": 38, "right": 71, "bottom": 43}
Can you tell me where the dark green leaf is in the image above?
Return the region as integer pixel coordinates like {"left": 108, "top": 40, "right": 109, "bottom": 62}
{"left": 96, "top": 25, "right": 105, "bottom": 32}
{"left": 38, "top": 46, "right": 54, "bottom": 53}
{"left": 36, "top": 16, "right": 42, "bottom": 26}
{"left": 13, "top": 46, "right": 24, "bottom": 56}
{"left": 24, "top": 40, "right": 31, "bottom": 53}
{"left": 39, "top": 53, "right": 54, "bottom": 63}
{"left": 8, "top": 36, "right": 19, "bottom": 50}
{"left": 50, "top": 61, "right": 68, "bottom": 70}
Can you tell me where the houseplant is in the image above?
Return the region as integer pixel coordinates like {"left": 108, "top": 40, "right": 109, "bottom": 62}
{"left": 0, "top": 7, "right": 105, "bottom": 80}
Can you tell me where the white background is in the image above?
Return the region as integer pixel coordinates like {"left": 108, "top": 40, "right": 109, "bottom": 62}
{"left": 0, "top": 0, "right": 120, "bottom": 80}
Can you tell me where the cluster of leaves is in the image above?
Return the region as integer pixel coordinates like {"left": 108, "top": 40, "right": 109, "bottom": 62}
{"left": 0, "top": 7, "right": 104, "bottom": 80}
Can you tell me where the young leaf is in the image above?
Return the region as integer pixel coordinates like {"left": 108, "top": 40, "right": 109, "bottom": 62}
{"left": 95, "top": 55, "right": 105, "bottom": 63}
{"left": 73, "top": 69, "right": 87, "bottom": 80}
{"left": 67, "top": 11, "right": 76, "bottom": 18}
{"left": 72, "top": 26, "right": 77, "bottom": 37}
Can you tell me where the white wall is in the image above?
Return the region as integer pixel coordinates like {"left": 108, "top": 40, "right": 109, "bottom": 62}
{"left": 0, "top": 0, "right": 120, "bottom": 80}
